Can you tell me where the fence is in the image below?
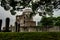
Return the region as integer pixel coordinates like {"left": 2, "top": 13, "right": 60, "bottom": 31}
{"left": 11, "top": 26, "right": 60, "bottom": 32}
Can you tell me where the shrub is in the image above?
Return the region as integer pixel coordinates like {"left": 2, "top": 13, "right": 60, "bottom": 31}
{"left": 0, "top": 32, "right": 60, "bottom": 40}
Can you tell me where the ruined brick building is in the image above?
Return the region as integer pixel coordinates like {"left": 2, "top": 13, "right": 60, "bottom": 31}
{"left": 9, "top": 9, "right": 36, "bottom": 32}
{"left": 15, "top": 9, "right": 36, "bottom": 32}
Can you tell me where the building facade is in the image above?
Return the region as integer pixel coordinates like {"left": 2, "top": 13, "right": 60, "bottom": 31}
{"left": 15, "top": 9, "right": 36, "bottom": 32}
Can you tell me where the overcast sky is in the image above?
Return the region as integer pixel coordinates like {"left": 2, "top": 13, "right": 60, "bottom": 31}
{"left": 0, "top": 5, "right": 60, "bottom": 29}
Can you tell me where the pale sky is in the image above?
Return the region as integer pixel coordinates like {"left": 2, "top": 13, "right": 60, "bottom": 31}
{"left": 0, "top": 6, "right": 60, "bottom": 29}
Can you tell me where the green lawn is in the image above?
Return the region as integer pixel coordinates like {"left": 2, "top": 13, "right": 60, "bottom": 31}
{"left": 0, "top": 32, "right": 60, "bottom": 40}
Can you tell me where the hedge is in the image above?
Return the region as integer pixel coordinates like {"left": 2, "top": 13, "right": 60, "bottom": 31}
{"left": 0, "top": 32, "right": 60, "bottom": 40}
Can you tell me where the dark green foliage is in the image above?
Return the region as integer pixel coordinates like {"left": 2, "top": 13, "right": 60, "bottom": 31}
{"left": 1, "top": 0, "right": 10, "bottom": 10}
{"left": 40, "top": 17, "right": 53, "bottom": 26}
{"left": 1, "top": 0, "right": 60, "bottom": 17}
{"left": 38, "top": 16, "right": 60, "bottom": 29}
{"left": 0, "top": 19, "right": 2, "bottom": 32}
{"left": 32, "top": 2, "right": 39, "bottom": 11}
{"left": 10, "top": 10, "right": 16, "bottom": 15}
{"left": 20, "top": 0, "right": 31, "bottom": 7}
{"left": 55, "top": 16, "right": 60, "bottom": 26}
{"left": 55, "top": 20, "right": 60, "bottom": 26}
{"left": 10, "top": 0, "right": 18, "bottom": 7}
{"left": 38, "top": 17, "right": 55, "bottom": 30}
{"left": 0, "top": 32, "right": 60, "bottom": 40}
{"left": 38, "top": 0, "right": 51, "bottom": 5}
{"left": 4, "top": 5, "right": 10, "bottom": 11}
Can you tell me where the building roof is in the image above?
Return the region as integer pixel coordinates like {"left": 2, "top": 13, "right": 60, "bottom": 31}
{"left": 23, "top": 9, "right": 32, "bottom": 13}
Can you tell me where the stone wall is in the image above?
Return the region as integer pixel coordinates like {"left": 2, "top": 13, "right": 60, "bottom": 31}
{"left": 10, "top": 26, "right": 60, "bottom": 32}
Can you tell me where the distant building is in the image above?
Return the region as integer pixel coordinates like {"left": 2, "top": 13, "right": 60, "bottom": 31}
{"left": 15, "top": 9, "right": 36, "bottom": 32}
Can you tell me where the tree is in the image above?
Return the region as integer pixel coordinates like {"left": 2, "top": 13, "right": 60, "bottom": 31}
{"left": 1, "top": 0, "right": 60, "bottom": 17}
{"left": 38, "top": 16, "right": 54, "bottom": 31}
{"left": 52, "top": 17, "right": 57, "bottom": 25}
{"left": 41, "top": 17, "right": 53, "bottom": 26}
{"left": 54, "top": 16, "right": 60, "bottom": 30}
{"left": 55, "top": 16, "right": 60, "bottom": 26}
